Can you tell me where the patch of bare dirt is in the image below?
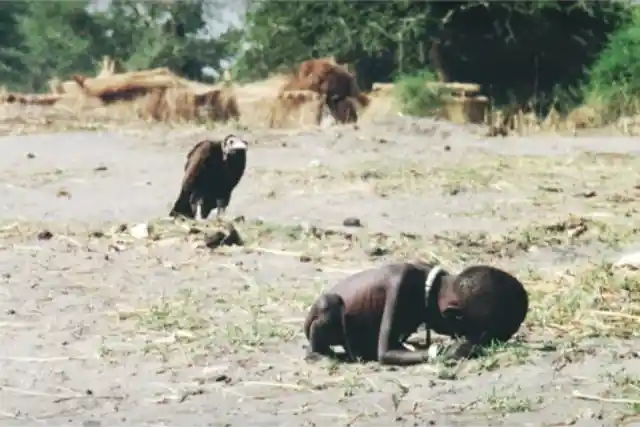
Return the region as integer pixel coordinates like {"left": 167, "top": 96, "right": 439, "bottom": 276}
{"left": 0, "top": 116, "right": 638, "bottom": 426}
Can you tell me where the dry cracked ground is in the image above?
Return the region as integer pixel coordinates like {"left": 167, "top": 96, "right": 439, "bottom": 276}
{"left": 0, "top": 115, "right": 639, "bottom": 426}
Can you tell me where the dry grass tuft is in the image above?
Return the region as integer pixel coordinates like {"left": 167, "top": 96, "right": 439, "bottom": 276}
{"left": 359, "top": 86, "right": 402, "bottom": 123}
{"left": 268, "top": 90, "right": 324, "bottom": 129}
{"left": 486, "top": 102, "right": 640, "bottom": 137}
{"left": 231, "top": 74, "right": 296, "bottom": 128}
{"left": 526, "top": 262, "right": 640, "bottom": 340}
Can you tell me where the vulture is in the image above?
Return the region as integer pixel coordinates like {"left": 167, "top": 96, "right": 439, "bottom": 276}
{"left": 169, "top": 134, "right": 248, "bottom": 220}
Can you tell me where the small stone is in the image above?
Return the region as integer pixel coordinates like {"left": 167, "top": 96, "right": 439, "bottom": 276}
{"left": 129, "top": 223, "right": 150, "bottom": 239}
{"left": 299, "top": 254, "right": 312, "bottom": 263}
{"left": 89, "top": 230, "right": 105, "bottom": 238}
{"left": 94, "top": 165, "right": 108, "bottom": 172}
{"left": 575, "top": 190, "right": 597, "bottom": 198}
{"left": 26, "top": 152, "right": 36, "bottom": 159}
{"left": 188, "top": 227, "right": 202, "bottom": 235}
{"left": 214, "top": 374, "right": 231, "bottom": 383}
{"left": 444, "top": 145, "right": 451, "bottom": 151}
{"left": 37, "top": 230, "right": 53, "bottom": 240}
{"left": 367, "top": 246, "right": 388, "bottom": 257}
{"left": 108, "top": 243, "right": 126, "bottom": 253}
{"left": 56, "top": 189, "right": 71, "bottom": 199}
{"left": 342, "top": 217, "right": 362, "bottom": 227}
{"left": 204, "top": 224, "right": 243, "bottom": 249}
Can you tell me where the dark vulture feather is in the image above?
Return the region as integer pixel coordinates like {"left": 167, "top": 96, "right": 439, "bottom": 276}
{"left": 169, "top": 134, "right": 248, "bottom": 220}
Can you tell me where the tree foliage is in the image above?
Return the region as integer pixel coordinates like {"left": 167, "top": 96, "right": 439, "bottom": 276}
{"left": 234, "top": 0, "right": 632, "bottom": 108}
{"left": 15, "top": 0, "right": 100, "bottom": 91}
{"left": 0, "top": 0, "right": 238, "bottom": 92}
{"left": 583, "top": 7, "right": 640, "bottom": 118}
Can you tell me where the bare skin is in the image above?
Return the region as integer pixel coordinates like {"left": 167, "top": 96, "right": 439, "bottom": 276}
{"left": 304, "top": 262, "right": 445, "bottom": 366}
{"left": 303, "top": 293, "right": 354, "bottom": 362}
{"left": 303, "top": 262, "right": 529, "bottom": 366}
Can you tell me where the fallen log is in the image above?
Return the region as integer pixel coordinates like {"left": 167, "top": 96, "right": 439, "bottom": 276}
{"left": 0, "top": 92, "right": 63, "bottom": 106}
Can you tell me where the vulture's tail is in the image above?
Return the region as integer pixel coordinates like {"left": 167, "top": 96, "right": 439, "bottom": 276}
{"left": 169, "top": 189, "right": 195, "bottom": 219}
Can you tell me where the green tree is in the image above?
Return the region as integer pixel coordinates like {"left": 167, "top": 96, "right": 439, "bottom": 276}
{"left": 94, "top": 0, "right": 236, "bottom": 81}
{"left": 14, "top": 0, "right": 104, "bottom": 91}
{"left": 0, "top": 2, "right": 29, "bottom": 89}
{"left": 233, "top": 1, "right": 435, "bottom": 85}
{"left": 583, "top": 7, "right": 640, "bottom": 119}
{"left": 234, "top": 0, "right": 631, "bottom": 108}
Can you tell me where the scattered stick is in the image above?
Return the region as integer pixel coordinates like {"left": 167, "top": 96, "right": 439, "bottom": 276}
{"left": 0, "top": 386, "right": 82, "bottom": 400}
{"left": 590, "top": 310, "right": 640, "bottom": 322}
{"left": 241, "top": 381, "right": 308, "bottom": 391}
{"left": 572, "top": 390, "right": 640, "bottom": 404}
{"left": 8, "top": 245, "right": 42, "bottom": 252}
{"left": 0, "top": 322, "right": 34, "bottom": 328}
{"left": 247, "top": 246, "right": 304, "bottom": 257}
{"left": 281, "top": 317, "right": 305, "bottom": 324}
{"left": 0, "top": 356, "right": 89, "bottom": 362}
{"left": 53, "top": 394, "right": 124, "bottom": 404}
{"left": 0, "top": 222, "right": 20, "bottom": 232}
{"left": 57, "top": 235, "right": 83, "bottom": 247}
{"left": 0, "top": 409, "right": 18, "bottom": 419}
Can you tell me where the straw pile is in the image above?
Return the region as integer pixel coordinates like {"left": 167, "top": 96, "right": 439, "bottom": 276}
{"left": 0, "top": 56, "right": 240, "bottom": 124}
{"left": 259, "top": 57, "right": 372, "bottom": 129}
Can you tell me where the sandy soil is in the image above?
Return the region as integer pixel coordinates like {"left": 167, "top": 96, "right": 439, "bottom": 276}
{"left": 0, "top": 116, "right": 639, "bottom": 426}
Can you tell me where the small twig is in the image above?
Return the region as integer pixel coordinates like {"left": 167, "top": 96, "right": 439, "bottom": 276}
{"left": 590, "top": 310, "right": 640, "bottom": 322}
{"left": 0, "top": 409, "right": 18, "bottom": 419}
{"left": 247, "top": 246, "right": 303, "bottom": 257}
{"left": 0, "top": 386, "right": 81, "bottom": 400}
{"left": 8, "top": 245, "right": 42, "bottom": 252}
{"left": 317, "top": 412, "right": 349, "bottom": 419}
{"left": 56, "top": 235, "right": 83, "bottom": 247}
{"left": 241, "top": 381, "right": 308, "bottom": 391}
{"left": 53, "top": 394, "right": 123, "bottom": 404}
{"left": 0, "top": 222, "right": 19, "bottom": 232}
{"left": 281, "top": 317, "right": 305, "bottom": 324}
{"left": 572, "top": 390, "right": 640, "bottom": 404}
{"left": 0, "top": 321, "right": 34, "bottom": 328}
{"left": 0, "top": 356, "right": 88, "bottom": 362}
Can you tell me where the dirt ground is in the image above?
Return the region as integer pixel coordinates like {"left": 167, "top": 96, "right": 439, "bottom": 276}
{"left": 0, "top": 115, "right": 639, "bottom": 426}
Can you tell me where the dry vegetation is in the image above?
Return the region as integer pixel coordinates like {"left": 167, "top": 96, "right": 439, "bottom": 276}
{"left": 1, "top": 56, "right": 240, "bottom": 125}
{"left": 0, "top": 55, "right": 639, "bottom": 425}
{"left": 2, "top": 54, "right": 639, "bottom": 138}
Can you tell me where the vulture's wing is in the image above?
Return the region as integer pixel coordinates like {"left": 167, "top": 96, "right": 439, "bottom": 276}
{"left": 180, "top": 140, "right": 224, "bottom": 193}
